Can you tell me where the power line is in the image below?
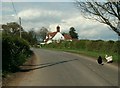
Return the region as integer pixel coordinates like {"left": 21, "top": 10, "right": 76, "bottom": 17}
{"left": 11, "top": 0, "right": 18, "bottom": 17}
{"left": 11, "top": 0, "right": 22, "bottom": 38}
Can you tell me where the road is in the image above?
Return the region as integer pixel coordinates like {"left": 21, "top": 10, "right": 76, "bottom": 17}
{"left": 6, "top": 48, "right": 118, "bottom": 86}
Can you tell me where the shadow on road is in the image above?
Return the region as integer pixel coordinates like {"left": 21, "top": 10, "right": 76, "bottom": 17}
{"left": 22, "top": 62, "right": 52, "bottom": 66}
{"left": 20, "top": 59, "right": 78, "bottom": 72}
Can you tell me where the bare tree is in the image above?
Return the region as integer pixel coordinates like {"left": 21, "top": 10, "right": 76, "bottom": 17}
{"left": 36, "top": 27, "right": 48, "bottom": 42}
{"left": 75, "top": 0, "right": 120, "bottom": 36}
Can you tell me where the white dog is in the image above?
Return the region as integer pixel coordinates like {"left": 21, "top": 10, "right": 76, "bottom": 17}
{"left": 105, "top": 55, "right": 113, "bottom": 63}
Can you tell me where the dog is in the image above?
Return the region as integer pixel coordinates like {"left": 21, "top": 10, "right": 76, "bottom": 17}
{"left": 105, "top": 55, "right": 113, "bottom": 63}
{"left": 97, "top": 56, "right": 104, "bottom": 65}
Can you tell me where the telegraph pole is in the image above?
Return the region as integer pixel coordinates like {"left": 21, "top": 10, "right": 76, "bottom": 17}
{"left": 19, "top": 17, "right": 22, "bottom": 38}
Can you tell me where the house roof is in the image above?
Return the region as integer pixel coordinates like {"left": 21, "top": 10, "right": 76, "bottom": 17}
{"left": 48, "top": 32, "right": 57, "bottom": 38}
{"left": 44, "top": 32, "right": 57, "bottom": 42}
{"left": 64, "top": 34, "right": 72, "bottom": 40}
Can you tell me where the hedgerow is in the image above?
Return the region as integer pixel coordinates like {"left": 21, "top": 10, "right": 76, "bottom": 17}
{"left": 43, "top": 40, "right": 119, "bottom": 62}
{"left": 2, "top": 35, "right": 32, "bottom": 75}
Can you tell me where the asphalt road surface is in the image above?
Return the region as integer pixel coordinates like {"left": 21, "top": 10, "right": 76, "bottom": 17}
{"left": 6, "top": 48, "right": 118, "bottom": 86}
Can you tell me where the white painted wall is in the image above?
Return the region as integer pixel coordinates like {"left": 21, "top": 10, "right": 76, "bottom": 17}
{"left": 52, "top": 32, "right": 65, "bottom": 40}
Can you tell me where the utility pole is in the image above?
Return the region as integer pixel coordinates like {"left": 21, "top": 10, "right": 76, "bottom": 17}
{"left": 19, "top": 17, "right": 22, "bottom": 38}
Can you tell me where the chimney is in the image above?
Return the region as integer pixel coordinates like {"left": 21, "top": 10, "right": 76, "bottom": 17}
{"left": 56, "top": 25, "right": 60, "bottom": 32}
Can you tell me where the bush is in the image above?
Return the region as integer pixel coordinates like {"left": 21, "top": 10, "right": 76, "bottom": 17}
{"left": 2, "top": 35, "right": 32, "bottom": 73}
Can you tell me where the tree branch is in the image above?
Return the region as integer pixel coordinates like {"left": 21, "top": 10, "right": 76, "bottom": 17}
{"left": 75, "top": 0, "right": 120, "bottom": 36}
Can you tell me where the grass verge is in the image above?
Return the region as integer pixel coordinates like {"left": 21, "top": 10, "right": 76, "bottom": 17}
{"left": 42, "top": 47, "right": 119, "bottom": 63}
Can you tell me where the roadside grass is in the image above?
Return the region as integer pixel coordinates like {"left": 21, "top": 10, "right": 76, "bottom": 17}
{"left": 41, "top": 40, "right": 119, "bottom": 63}
{"left": 67, "top": 49, "right": 119, "bottom": 63}
{"left": 42, "top": 47, "right": 119, "bottom": 63}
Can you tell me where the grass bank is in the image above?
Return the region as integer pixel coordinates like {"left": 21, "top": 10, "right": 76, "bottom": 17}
{"left": 42, "top": 40, "right": 119, "bottom": 63}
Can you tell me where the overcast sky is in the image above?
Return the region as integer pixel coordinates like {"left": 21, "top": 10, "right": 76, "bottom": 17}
{"left": 1, "top": 1, "right": 118, "bottom": 40}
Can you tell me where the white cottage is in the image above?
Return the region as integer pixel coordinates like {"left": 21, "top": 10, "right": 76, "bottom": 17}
{"left": 44, "top": 26, "right": 72, "bottom": 44}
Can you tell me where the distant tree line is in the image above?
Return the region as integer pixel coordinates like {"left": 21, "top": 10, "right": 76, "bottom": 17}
{"left": 2, "top": 22, "right": 38, "bottom": 46}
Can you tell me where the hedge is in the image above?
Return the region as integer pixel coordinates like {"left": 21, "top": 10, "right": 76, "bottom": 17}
{"left": 43, "top": 40, "right": 119, "bottom": 62}
{"left": 2, "top": 35, "right": 32, "bottom": 74}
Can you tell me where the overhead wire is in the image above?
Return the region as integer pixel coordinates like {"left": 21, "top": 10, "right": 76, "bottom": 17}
{"left": 10, "top": 0, "right": 22, "bottom": 38}
{"left": 11, "top": 0, "right": 18, "bottom": 18}
{"left": 11, "top": 0, "right": 22, "bottom": 24}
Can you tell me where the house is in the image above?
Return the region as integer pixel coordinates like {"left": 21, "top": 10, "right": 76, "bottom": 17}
{"left": 63, "top": 34, "right": 72, "bottom": 41}
{"left": 44, "top": 25, "right": 72, "bottom": 44}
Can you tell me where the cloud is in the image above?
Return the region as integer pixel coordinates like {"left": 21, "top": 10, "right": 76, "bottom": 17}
{"left": 2, "top": 0, "right": 74, "bottom": 2}
{"left": 18, "top": 9, "right": 62, "bottom": 20}
{"left": 2, "top": 2, "right": 118, "bottom": 40}
{"left": 80, "top": 29, "right": 99, "bottom": 37}
{"left": 48, "top": 14, "right": 118, "bottom": 40}
{"left": 2, "top": 6, "right": 12, "bottom": 12}
{"left": 48, "top": 14, "right": 103, "bottom": 32}
{"left": 18, "top": 9, "right": 41, "bottom": 20}
{"left": 2, "top": 0, "right": 109, "bottom": 2}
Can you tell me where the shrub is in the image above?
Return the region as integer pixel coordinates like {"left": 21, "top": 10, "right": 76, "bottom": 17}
{"left": 2, "top": 35, "right": 32, "bottom": 73}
